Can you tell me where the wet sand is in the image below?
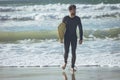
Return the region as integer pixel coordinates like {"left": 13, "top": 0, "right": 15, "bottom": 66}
{"left": 0, "top": 67, "right": 120, "bottom": 80}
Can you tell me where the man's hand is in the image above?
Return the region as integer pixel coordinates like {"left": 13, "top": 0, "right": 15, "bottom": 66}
{"left": 79, "top": 40, "right": 83, "bottom": 44}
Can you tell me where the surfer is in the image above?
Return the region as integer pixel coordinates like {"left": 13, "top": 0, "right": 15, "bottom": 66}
{"left": 62, "top": 5, "right": 83, "bottom": 72}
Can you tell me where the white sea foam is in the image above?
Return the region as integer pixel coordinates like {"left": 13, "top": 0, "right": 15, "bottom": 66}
{"left": 0, "top": 39, "right": 120, "bottom": 67}
{"left": 0, "top": 3, "right": 120, "bottom": 31}
{"left": 0, "top": 3, "right": 120, "bottom": 21}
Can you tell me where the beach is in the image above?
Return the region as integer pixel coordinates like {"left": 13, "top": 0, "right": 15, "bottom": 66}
{"left": 0, "top": 67, "right": 120, "bottom": 80}
{"left": 0, "top": 0, "right": 120, "bottom": 80}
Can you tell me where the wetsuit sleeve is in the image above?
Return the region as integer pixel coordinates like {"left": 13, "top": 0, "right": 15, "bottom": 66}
{"left": 62, "top": 16, "right": 66, "bottom": 23}
{"left": 78, "top": 17, "right": 83, "bottom": 40}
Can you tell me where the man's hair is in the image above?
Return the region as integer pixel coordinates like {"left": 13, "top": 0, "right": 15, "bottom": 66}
{"left": 68, "top": 5, "right": 76, "bottom": 10}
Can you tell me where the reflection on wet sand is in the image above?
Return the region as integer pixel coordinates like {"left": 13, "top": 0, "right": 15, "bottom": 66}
{"left": 62, "top": 72, "right": 76, "bottom": 80}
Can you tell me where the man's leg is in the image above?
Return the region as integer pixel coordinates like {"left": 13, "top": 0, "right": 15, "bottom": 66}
{"left": 71, "top": 37, "right": 77, "bottom": 69}
{"left": 62, "top": 37, "right": 70, "bottom": 69}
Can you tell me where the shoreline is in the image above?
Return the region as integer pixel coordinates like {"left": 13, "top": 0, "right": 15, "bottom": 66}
{"left": 0, "top": 67, "right": 120, "bottom": 80}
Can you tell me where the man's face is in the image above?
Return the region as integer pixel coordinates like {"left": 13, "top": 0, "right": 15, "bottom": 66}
{"left": 69, "top": 8, "right": 76, "bottom": 16}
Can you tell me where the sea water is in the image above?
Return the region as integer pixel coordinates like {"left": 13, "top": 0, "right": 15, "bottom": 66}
{"left": 0, "top": 0, "right": 120, "bottom": 67}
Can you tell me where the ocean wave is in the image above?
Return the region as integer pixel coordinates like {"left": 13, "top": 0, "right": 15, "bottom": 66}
{"left": 0, "top": 3, "right": 120, "bottom": 12}
{"left": 0, "top": 3, "right": 120, "bottom": 21}
{"left": 89, "top": 3, "right": 120, "bottom": 10}
{"left": 0, "top": 15, "right": 34, "bottom": 21}
{"left": 0, "top": 7, "right": 21, "bottom": 12}
{"left": 0, "top": 0, "right": 120, "bottom": 5}
{"left": 0, "top": 11, "right": 120, "bottom": 21}
{"left": 0, "top": 28, "right": 119, "bottom": 42}
{"left": 0, "top": 39, "right": 120, "bottom": 67}
{"left": 93, "top": 12, "right": 120, "bottom": 19}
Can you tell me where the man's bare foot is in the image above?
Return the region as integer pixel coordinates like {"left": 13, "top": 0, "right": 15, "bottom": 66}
{"left": 62, "top": 63, "right": 67, "bottom": 70}
{"left": 70, "top": 68, "right": 76, "bottom": 73}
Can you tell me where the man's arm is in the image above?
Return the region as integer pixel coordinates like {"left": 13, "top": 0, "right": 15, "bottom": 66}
{"left": 62, "top": 16, "right": 66, "bottom": 23}
{"left": 78, "top": 17, "right": 83, "bottom": 44}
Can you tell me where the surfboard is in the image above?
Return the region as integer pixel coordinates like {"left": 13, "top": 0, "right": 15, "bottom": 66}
{"left": 58, "top": 22, "right": 66, "bottom": 43}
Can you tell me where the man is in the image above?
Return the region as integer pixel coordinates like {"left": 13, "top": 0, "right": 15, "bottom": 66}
{"left": 62, "top": 5, "right": 83, "bottom": 72}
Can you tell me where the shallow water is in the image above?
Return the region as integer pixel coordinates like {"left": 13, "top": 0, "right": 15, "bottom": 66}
{"left": 0, "top": 1, "right": 120, "bottom": 68}
{"left": 0, "top": 39, "right": 120, "bottom": 67}
{"left": 0, "top": 67, "right": 120, "bottom": 80}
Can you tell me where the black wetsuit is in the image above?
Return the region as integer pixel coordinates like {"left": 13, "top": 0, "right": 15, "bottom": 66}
{"left": 62, "top": 15, "right": 83, "bottom": 68}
